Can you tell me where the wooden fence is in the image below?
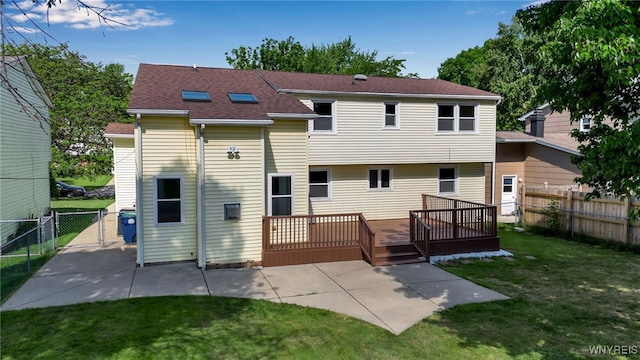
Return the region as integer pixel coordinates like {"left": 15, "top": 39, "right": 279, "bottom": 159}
{"left": 520, "top": 186, "right": 640, "bottom": 246}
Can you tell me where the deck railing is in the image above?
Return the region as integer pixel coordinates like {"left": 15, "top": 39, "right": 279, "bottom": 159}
{"left": 409, "top": 211, "right": 431, "bottom": 261}
{"left": 262, "top": 213, "right": 376, "bottom": 265}
{"left": 412, "top": 206, "right": 497, "bottom": 240}
{"left": 422, "top": 193, "right": 489, "bottom": 211}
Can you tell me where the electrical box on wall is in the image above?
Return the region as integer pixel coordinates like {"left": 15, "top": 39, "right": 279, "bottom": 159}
{"left": 224, "top": 203, "right": 241, "bottom": 221}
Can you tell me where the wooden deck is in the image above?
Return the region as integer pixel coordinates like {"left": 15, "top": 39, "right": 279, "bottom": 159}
{"left": 262, "top": 195, "right": 500, "bottom": 267}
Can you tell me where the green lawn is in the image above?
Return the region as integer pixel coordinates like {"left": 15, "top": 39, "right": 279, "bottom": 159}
{"left": 57, "top": 175, "right": 113, "bottom": 191}
{"left": 2, "top": 229, "right": 639, "bottom": 359}
{"left": 51, "top": 198, "right": 115, "bottom": 212}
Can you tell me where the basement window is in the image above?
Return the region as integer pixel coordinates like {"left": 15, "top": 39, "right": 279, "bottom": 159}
{"left": 228, "top": 93, "right": 258, "bottom": 103}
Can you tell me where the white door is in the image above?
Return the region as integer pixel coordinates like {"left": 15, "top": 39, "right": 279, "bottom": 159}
{"left": 501, "top": 175, "right": 517, "bottom": 215}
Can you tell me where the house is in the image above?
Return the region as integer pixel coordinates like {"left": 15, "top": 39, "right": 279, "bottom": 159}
{"left": 494, "top": 104, "right": 586, "bottom": 215}
{"left": 104, "top": 123, "right": 135, "bottom": 211}
{"left": 0, "top": 56, "right": 53, "bottom": 242}
{"left": 127, "top": 64, "right": 501, "bottom": 267}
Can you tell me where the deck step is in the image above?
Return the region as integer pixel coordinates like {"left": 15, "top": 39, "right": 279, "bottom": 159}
{"left": 374, "top": 244, "right": 425, "bottom": 266}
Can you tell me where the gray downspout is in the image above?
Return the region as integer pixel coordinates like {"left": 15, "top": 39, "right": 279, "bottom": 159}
{"left": 197, "top": 124, "right": 207, "bottom": 269}
{"left": 135, "top": 113, "right": 144, "bottom": 267}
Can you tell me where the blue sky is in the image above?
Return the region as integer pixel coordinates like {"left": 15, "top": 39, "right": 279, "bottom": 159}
{"left": 5, "top": 1, "right": 537, "bottom": 79}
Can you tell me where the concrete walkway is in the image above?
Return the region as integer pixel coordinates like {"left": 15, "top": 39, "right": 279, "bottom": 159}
{"left": 2, "top": 240, "right": 509, "bottom": 335}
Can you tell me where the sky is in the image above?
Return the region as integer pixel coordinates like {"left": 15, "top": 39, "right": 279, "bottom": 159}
{"left": 4, "top": 0, "right": 540, "bottom": 79}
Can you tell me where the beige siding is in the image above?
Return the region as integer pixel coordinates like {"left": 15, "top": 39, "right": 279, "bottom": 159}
{"left": 495, "top": 143, "right": 526, "bottom": 214}
{"left": 203, "top": 126, "right": 264, "bottom": 264}
{"left": 524, "top": 143, "right": 581, "bottom": 187}
{"left": 140, "top": 117, "right": 197, "bottom": 263}
{"left": 265, "top": 120, "right": 309, "bottom": 215}
{"left": 112, "top": 138, "right": 136, "bottom": 211}
{"left": 0, "top": 61, "right": 50, "bottom": 241}
{"left": 297, "top": 95, "right": 496, "bottom": 165}
{"left": 310, "top": 163, "right": 486, "bottom": 220}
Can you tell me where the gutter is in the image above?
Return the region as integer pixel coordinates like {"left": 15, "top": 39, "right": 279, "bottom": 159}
{"left": 127, "top": 109, "right": 189, "bottom": 116}
{"left": 104, "top": 134, "right": 134, "bottom": 139}
{"left": 266, "top": 112, "right": 318, "bottom": 119}
{"left": 134, "top": 113, "right": 144, "bottom": 267}
{"left": 276, "top": 88, "right": 502, "bottom": 101}
{"left": 190, "top": 119, "right": 274, "bottom": 126}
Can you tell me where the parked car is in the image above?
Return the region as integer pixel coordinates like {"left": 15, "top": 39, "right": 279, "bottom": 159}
{"left": 56, "top": 181, "right": 86, "bottom": 197}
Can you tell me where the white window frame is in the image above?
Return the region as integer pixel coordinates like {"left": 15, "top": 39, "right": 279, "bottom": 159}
{"left": 153, "top": 175, "right": 185, "bottom": 226}
{"left": 580, "top": 116, "right": 592, "bottom": 132}
{"left": 309, "top": 168, "right": 332, "bottom": 200}
{"left": 436, "top": 103, "right": 478, "bottom": 134}
{"left": 383, "top": 102, "right": 400, "bottom": 129}
{"left": 437, "top": 166, "right": 458, "bottom": 195}
{"left": 368, "top": 168, "right": 393, "bottom": 191}
{"left": 268, "top": 173, "right": 295, "bottom": 216}
{"left": 310, "top": 99, "right": 337, "bottom": 134}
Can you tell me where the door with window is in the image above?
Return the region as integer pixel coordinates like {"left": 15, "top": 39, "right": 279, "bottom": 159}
{"left": 501, "top": 175, "right": 517, "bottom": 215}
{"left": 269, "top": 174, "right": 293, "bottom": 216}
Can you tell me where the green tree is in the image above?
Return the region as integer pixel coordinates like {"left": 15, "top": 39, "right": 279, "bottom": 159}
{"left": 4, "top": 43, "right": 133, "bottom": 178}
{"left": 438, "top": 20, "right": 543, "bottom": 131}
{"left": 226, "top": 36, "right": 412, "bottom": 78}
{"left": 517, "top": 0, "right": 640, "bottom": 217}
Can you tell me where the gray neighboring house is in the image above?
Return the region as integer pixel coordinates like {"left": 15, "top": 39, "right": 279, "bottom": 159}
{"left": 0, "top": 56, "right": 53, "bottom": 242}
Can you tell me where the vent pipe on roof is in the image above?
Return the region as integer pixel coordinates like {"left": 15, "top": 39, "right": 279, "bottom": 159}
{"left": 352, "top": 74, "right": 368, "bottom": 85}
{"left": 193, "top": 64, "right": 197, "bottom": 72}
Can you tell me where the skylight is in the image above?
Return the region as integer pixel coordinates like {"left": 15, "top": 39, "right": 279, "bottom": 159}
{"left": 182, "top": 90, "right": 211, "bottom": 102}
{"left": 228, "top": 93, "right": 258, "bottom": 103}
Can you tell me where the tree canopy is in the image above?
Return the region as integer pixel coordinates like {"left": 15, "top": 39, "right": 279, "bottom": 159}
{"left": 4, "top": 43, "right": 133, "bottom": 178}
{"left": 517, "top": 0, "right": 640, "bottom": 215}
{"left": 226, "top": 36, "right": 417, "bottom": 78}
{"left": 437, "top": 20, "right": 543, "bottom": 131}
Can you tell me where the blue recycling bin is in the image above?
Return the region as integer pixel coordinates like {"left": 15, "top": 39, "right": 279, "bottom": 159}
{"left": 120, "top": 212, "right": 137, "bottom": 244}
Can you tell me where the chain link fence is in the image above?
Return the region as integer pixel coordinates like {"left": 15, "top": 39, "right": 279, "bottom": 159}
{"left": 1, "top": 210, "right": 129, "bottom": 302}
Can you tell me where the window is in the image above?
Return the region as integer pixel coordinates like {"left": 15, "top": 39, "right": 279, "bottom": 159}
{"left": 154, "top": 176, "right": 183, "bottom": 224}
{"left": 311, "top": 100, "right": 335, "bottom": 133}
{"left": 309, "top": 170, "right": 330, "bottom": 199}
{"left": 438, "top": 167, "right": 457, "bottom": 194}
{"left": 384, "top": 102, "right": 398, "bottom": 128}
{"left": 269, "top": 174, "right": 293, "bottom": 216}
{"left": 437, "top": 104, "right": 477, "bottom": 133}
{"left": 228, "top": 93, "right": 258, "bottom": 103}
{"left": 182, "top": 90, "right": 211, "bottom": 102}
{"left": 580, "top": 116, "right": 591, "bottom": 132}
{"left": 369, "top": 169, "right": 391, "bottom": 190}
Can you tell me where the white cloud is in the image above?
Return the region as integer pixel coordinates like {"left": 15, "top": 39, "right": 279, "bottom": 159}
{"left": 9, "top": 0, "right": 173, "bottom": 30}
{"left": 465, "top": 7, "right": 510, "bottom": 16}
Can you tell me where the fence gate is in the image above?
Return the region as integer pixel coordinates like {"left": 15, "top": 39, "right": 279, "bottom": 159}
{"left": 55, "top": 211, "right": 122, "bottom": 248}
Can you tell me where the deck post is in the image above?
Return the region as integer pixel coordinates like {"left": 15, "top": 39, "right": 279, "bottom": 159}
{"left": 452, "top": 209, "right": 458, "bottom": 239}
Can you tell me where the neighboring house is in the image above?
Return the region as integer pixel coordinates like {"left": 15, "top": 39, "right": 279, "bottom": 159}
{"left": 127, "top": 63, "right": 500, "bottom": 267}
{"left": 104, "top": 123, "right": 135, "bottom": 211}
{"left": 494, "top": 104, "right": 586, "bottom": 215}
{"left": 0, "top": 56, "right": 53, "bottom": 242}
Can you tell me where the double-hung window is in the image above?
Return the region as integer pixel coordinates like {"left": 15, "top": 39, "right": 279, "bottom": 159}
{"left": 309, "top": 170, "right": 330, "bottom": 199}
{"left": 369, "top": 169, "right": 391, "bottom": 190}
{"left": 154, "top": 176, "right": 183, "bottom": 224}
{"left": 269, "top": 174, "right": 293, "bottom": 216}
{"left": 580, "top": 116, "right": 592, "bottom": 132}
{"left": 384, "top": 102, "right": 398, "bottom": 128}
{"left": 311, "top": 100, "right": 335, "bottom": 133}
{"left": 438, "top": 167, "right": 457, "bottom": 195}
{"left": 437, "top": 104, "right": 477, "bottom": 133}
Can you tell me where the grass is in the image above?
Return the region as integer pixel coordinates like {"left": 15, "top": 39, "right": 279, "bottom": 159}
{"left": 51, "top": 198, "right": 115, "bottom": 212}
{"left": 2, "top": 228, "right": 639, "bottom": 359}
{"left": 57, "top": 175, "right": 113, "bottom": 191}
